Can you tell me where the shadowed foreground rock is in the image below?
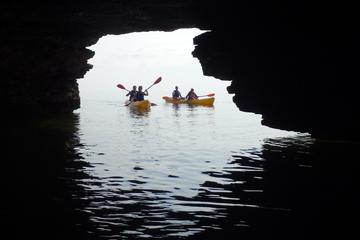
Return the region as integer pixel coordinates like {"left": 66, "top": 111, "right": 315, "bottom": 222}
{"left": 2, "top": 0, "right": 359, "bottom": 140}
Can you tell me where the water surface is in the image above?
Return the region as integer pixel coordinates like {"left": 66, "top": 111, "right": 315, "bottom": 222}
{"left": 66, "top": 99, "right": 304, "bottom": 239}
{"left": 4, "top": 100, "right": 359, "bottom": 240}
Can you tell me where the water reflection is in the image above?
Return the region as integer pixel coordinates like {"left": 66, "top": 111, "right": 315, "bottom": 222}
{"left": 5, "top": 109, "right": 359, "bottom": 240}
{"left": 61, "top": 132, "right": 291, "bottom": 238}
{"left": 171, "top": 104, "right": 181, "bottom": 117}
{"left": 4, "top": 113, "right": 94, "bottom": 239}
{"left": 63, "top": 132, "right": 358, "bottom": 240}
{"left": 127, "top": 106, "right": 151, "bottom": 118}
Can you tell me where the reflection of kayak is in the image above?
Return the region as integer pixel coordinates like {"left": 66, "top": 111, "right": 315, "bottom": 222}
{"left": 125, "top": 100, "right": 151, "bottom": 110}
{"left": 162, "top": 96, "right": 215, "bottom": 106}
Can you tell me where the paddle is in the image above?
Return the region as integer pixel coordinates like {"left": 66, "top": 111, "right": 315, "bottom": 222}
{"left": 117, "top": 84, "right": 134, "bottom": 106}
{"left": 139, "top": 76, "right": 162, "bottom": 106}
{"left": 197, "top": 93, "right": 215, "bottom": 98}
{"left": 116, "top": 84, "right": 130, "bottom": 92}
{"left": 144, "top": 77, "right": 162, "bottom": 91}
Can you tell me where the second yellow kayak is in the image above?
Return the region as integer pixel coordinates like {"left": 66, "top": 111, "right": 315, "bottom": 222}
{"left": 162, "top": 96, "right": 215, "bottom": 106}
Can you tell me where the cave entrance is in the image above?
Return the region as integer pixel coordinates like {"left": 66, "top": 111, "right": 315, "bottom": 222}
{"left": 78, "top": 28, "right": 231, "bottom": 104}
{"left": 75, "top": 28, "right": 294, "bottom": 145}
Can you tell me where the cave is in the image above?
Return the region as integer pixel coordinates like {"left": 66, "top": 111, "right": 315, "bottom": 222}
{"left": 3, "top": 0, "right": 359, "bottom": 140}
{"left": 3, "top": 1, "right": 360, "bottom": 239}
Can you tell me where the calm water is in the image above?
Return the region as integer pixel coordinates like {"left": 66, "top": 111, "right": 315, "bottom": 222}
{"left": 68, "top": 99, "right": 309, "bottom": 239}
{"left": 4, "top": 99, "right": 359, "bottom": 240}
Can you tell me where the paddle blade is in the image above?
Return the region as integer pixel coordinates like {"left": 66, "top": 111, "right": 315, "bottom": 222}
{"left": 162, "top": 96, "right": 169, "bottom": 100}
{"left": 154, "top": 77, "right": 162, "bottom": 84}
{"left": 198, "top": 93, "right": 215, "bottom": 98}
{"left": 145, "top": 77, "right": 162, "bottom": 91}
{"left": 117, "top": 84, "right": 126, "bottom": 89}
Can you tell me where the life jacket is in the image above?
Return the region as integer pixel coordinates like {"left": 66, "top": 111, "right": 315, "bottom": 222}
{"left": 186, "top": 91, "right": 197, "bottom": 100}
{"left": 128, "top": 90, "right": 137, "bottom": 101}
{"left": 136, "top": 91, "right": 145, "bottom": 101}
{"left": 172, "top": 90, "right": 181, "bottom": 98}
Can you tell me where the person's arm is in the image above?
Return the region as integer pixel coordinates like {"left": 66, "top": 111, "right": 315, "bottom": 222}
{"left": 144, "top": 90, "right": 149, "bottom": 96}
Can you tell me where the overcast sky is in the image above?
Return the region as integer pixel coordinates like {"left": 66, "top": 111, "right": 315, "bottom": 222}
{"left": 78, "top": 28, "right": 233, "bottom": 103}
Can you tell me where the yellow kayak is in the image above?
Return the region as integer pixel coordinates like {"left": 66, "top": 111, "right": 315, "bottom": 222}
{"left": 125, "top": 100, "right": 151, "bottom": 110}
{"left": 162, "top": 96, "right": 215, "bottom": 106}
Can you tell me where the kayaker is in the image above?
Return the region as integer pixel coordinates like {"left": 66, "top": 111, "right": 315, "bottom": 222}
{"left": 172, "top": 86, "right": 183, "bottom": 99}
{"left": 186, "top": 88, "right": 198, "bottom": 100}
{"left": 126, "top": 85, "right": 137, "bottom": 101}
{"left": 135, "top": 86, "right": 148, "bottom": 101}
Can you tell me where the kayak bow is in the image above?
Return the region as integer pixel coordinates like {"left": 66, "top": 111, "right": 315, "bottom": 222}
{"left": 125, "top": 100, "right": 151, "bottom": 110}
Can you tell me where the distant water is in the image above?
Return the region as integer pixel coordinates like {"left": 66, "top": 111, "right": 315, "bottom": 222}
{"left": 4, "top": 98, "right": 359, "bottom": 240}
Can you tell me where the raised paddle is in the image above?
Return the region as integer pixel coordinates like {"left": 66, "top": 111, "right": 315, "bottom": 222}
{"left": 117, "top": 84, "right": 134, "bottom": 106}
{"left": 197, "top": 93, "right": 215, "bottom": 98}
{"left": 144, "top": 77, "right": 162, "bottom": 106}
{"left": 144, "top": 77, "right": 162, "bottom": 91}
{"left": 116, "top": 83, "right": 130, "bottom": 92}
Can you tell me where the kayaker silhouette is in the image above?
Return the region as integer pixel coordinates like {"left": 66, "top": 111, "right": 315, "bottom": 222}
{"left": 172, "top": 86, "right": 183, "bottom": 99}
{"left": 135, "top": 86, "right": 148, "bottom": 101}
{"left": 126, "top": 85, "right": 137, "bottom": 101}
{"left": 186, "top": 88, "right": 198, "bottom": 100}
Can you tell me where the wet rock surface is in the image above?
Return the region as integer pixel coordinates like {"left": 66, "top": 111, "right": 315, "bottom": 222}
{"left": 2, "top": 0, "right": 359, "bottom": 139}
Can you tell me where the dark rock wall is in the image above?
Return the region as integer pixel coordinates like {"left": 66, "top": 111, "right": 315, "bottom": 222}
{"left": 2, "top": 1, "right": 359, "bottom": 139}
{"left": 192, "top": 1, "right": 360, "bottom": 139}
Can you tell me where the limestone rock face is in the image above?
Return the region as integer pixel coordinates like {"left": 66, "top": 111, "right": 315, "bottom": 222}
{"left": 2, "top": 1, "right": 359, "bottom": 139}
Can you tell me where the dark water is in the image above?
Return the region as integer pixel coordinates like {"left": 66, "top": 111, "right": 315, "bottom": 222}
{"left": 3, "top": 101, "right": 359, "bottom": 240}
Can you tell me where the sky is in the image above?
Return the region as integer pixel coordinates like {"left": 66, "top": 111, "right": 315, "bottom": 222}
{"left": 78, "top": 28, "right": 233, "bottom": 103}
